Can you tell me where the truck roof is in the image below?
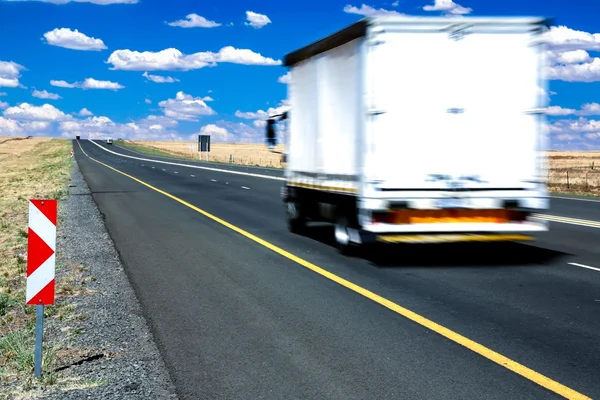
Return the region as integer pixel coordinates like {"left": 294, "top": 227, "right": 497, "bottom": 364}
{"left": 283, "top": 15, "right": 553, "bottom": 67}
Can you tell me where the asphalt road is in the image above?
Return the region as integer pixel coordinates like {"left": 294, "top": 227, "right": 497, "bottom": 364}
{"left": 74, "top": 139, "right": 600, "bottom": 400}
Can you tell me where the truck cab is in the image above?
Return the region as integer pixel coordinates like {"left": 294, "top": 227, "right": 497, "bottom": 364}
{"left": 106, "top": 137, "right": 113, "bottom": 145}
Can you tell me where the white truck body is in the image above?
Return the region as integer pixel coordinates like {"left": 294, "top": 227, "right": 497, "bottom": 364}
{"left": 280, "top": 16, "right": 552, "bottom": 248}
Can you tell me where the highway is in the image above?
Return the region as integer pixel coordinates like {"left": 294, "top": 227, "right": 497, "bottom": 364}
{"left": 74, "top": 139, "right": 599, "bottom": 400}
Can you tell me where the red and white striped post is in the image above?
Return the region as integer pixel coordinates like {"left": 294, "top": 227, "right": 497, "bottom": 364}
{"left": 26, "top": 199, "right": 57, "bottom": 378}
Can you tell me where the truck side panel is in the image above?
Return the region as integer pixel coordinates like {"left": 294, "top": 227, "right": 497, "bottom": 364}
{"left": 288, "top": 39, "right": 361, "bottom": 178}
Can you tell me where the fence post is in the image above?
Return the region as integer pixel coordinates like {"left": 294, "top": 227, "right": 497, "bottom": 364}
{"left": 586, "top": 172, "right": 589, "bottom": 190}
{"left": 567, "top": 170, "right": 570, "bottom": 189}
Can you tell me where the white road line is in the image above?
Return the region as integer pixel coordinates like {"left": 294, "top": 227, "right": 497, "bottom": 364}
{"left": 152, "top": 167, "right": 155, "bottom": 169}
{"left": 211, "top": 179, "right": 217, "bottom": 182}
{"left": 87, "top": 139, "right": 284, "bottom": 182}
{"left": 85, "top": 140, "right": 600, "bottom": 230}
{"left": 174, "top": 171, "right": 178, "bottom": 174}
{"left": 241, "top": 186, "right": 250, "bottom": 190}
{"left": 553, "top": 195, "right": 600, "bottom": 203}
{"left": 142, "top": 164, "right": 145, "bottom": 166}
{"left": 162, "top": 169, "right": 166, "bottom": 171}
{"left": 190, "top": 175, "right": 195, "bottom": 177}
{"left": 569, "top": 262, "right": 600, "bottom": 273}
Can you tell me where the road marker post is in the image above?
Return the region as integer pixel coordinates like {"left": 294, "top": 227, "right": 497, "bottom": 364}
{"left": 26, "top": 199, "right": 57, "bottom": 378}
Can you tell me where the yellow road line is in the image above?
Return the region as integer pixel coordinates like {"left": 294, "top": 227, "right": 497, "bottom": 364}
{"left": 74, "top": 140, "right": 591, "bottom": 400}
{"left": 534, "top": 214, "right": 600, "bottom": 228}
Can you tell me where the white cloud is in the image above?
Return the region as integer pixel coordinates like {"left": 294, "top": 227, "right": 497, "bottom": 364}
{"left": 59, "top": 114, "right": 182, "bottom": 141}
{"left": 158, "top": 91, "right": 216, "bottom": 121}
{"left": 278, "top": 71, "right": 291, "bottom": 84}
{"left": 546, "top": 106, "right": 576, "bottom": 116}
{"left": 0, "top": 116, "right": 22, "bottom": 135}
{"left": 77, "top": 108, "right": 93, "bottom": 116}
{"left": 145, "top": 98, "right": 152, "bottom": 104}
{"left": 3, "top": 103, "right": 72, "bottom": 121}
{"left": 0, "top": 61, "right": 26, "bottom": 88}
{"left": 32, "top": 89, "right": 61, "bottom": 100}
{"left": 343, "top": 4, "right": 404, "bottom": 16}
{"left": 0, "top": 117, "right": 51, "bottom": 136}
{"left": 545, "top": 26, "right": 600, "bottom": 52}
{"left": 235, "top": 104, "right": 290, "bottom": 121}
{"left": 142, "top": 71, "right": 180, "bottom": 83}
{"left": 551, "top": 49, "right": 591, "bottom": 65}
{"left": 196, "top": 124, "right": 236, "bottom": 142}
{"left": 547, "top": 117, "right": 600, "bottom": 149}
{"left": 545, "top": 26, "right": 600, "bottom": 82}
{"left": 423, "top": 0, "right": 472, "bottom": 15}
{"left": 167, "top": 13, "right": 221, "bottom": 28}
{"left": 580, "top": 103, "right": 600, "bottom": 116}
{"left": 0, "top": 92, "right": 6, "bottom": 96}
{"left": 392, "top": 0, "right": 399, "bottom": 5}
{"left": 235, "top": 103, "right": 290, "bottom": 130}
{"left": 245, "top": 11, "right": 271, "bottom": 28}
{"left": 50, "top": 80, "right": 76, "bottom": 88}
{"left": 107, "top": 46, "right": 281, "bottom": 71}
{"left": 0, "top": 101, "right": 8, "bottom": 110}
{"left": 140, "top": 115, "right": 178, "bottom": 128}
{"left": 547, "top": 103, "right": 600, "bottom": 117}
{"left": 552, "top": 118, "right": 600, "bottom": 134}
{"left": 43, "top": 28, "right": 107, "bottom": 51}
{"left": 3, "top": 0, "right": 138, "bottom": 4}
{"left": 50, "top": 78, "right": 124, "bottom": 90}
{"left": 546, "top": 58, "right": 600, "bottom": 82}
{"left": 202, "top": 96, "right": 214, "bottom": 102}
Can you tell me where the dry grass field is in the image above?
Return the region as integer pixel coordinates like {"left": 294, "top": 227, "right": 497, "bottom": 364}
{"left": 0, "top": 136, "right": 73, "bottom": 392}
{"left": 548, "top": 151, "right": 600, "bottom": 194}
{"left": 123, "top": 140, "right": 600, "bottom": 195}
{"left": 123, "top": 140, "right": 286, "bottom": 168}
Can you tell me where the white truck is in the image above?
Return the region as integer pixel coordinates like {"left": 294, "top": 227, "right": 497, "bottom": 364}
{"left": 276, "top": 15, "right": 552, "bottom": 254}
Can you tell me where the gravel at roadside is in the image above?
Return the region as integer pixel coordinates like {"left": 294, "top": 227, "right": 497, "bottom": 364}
{"left": 38, "top": 157, "right": 178, "bottom": 399}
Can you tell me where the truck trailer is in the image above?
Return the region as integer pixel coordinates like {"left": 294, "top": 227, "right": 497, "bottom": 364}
{"left": 277, "top": 15, "right": 552, "bottom": 254}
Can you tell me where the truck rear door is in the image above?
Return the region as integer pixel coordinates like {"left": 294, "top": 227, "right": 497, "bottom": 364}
{"left": 365, "top": 21, "right": 547, "bottom": 191}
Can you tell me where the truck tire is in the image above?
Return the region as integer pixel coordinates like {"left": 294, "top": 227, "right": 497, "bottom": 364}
{"left": 286, "top": 201, "right": 306, "bottom": 234}
{"left": 334, "top": 215, "right": 359, "bottom": 256}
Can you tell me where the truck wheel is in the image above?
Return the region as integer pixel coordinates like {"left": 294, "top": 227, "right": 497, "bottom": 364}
{"left": 334, "top": 215, "right": 359, "bottom": 256}
{"left": 286, "top": 202, "right": 306, "bottom": 234}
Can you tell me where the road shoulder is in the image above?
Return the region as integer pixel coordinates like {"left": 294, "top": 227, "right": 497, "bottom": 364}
{"left": 41, "top": 156, "right": 178, "bottom": 399}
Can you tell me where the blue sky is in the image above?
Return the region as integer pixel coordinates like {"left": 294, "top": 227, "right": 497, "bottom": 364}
{"left": 0, "top": 0, "right": 599, "bottom": 149}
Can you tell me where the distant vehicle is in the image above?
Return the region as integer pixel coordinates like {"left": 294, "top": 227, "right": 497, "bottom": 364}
{"left": 106, "top": 137, "right": 113, "bottom": 145}
{"left": 274, "top": 15, "right": 552, "bottom": 254}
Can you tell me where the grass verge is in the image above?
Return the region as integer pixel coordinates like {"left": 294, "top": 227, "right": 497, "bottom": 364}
{"left": 117, "top": 139, "right": 285, "bottom": 169}
{"left": 0, "top": 137, "right": 101, "bottom": 397}
{"left": 114, "top": 140, "right": 177, "bottom": 159}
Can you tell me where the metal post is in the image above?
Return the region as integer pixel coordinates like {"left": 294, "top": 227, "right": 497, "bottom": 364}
{"left": 34, "top": 304, "right": 44, "bottom": 378}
